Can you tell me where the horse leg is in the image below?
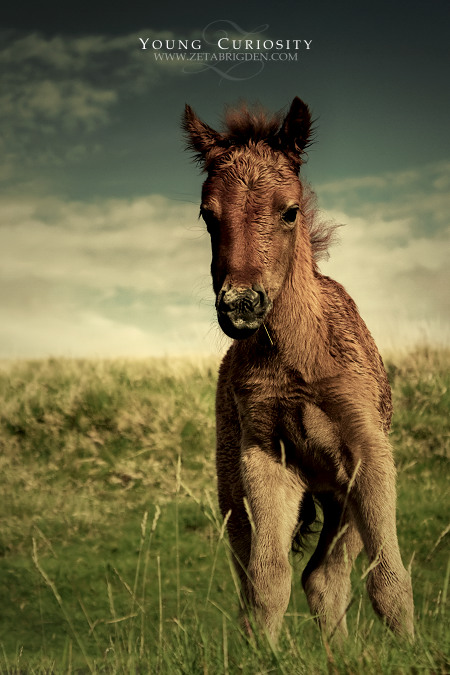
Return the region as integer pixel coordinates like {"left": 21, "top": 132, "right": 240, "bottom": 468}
{"left": 216, "top": 396, "right": 252, "bottom": 625}
{"left": 241, "top": 444, "right": 305, "bottom": 643}
{"left": 222, "top": 500, "right": 253, "bottom": 633}
{"left": 302, "top": 493, "right": 362, "bottom": 639}
{"left": 349, "top": 437, "right": 414, "bottom": 637}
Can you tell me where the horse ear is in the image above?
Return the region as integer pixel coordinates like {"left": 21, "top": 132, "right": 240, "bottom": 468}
{"left": 276, "top": 97, "right": 313, "bottom": 168}
{"left": 183, "top": 104, "right": 223, "bottom": 164}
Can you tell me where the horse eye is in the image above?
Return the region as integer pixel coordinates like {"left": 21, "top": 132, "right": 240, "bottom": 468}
{"left": 282, "top": 207, "right": 299, "bottom": 225}
{"left": 200, "top": 207, "right": 219, "bottom": 232}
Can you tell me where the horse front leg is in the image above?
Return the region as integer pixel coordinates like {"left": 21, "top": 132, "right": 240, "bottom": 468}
{"left": 348, "top": 436, "right": 414, "bottom": 638}
{"left": 241, "top": 443, "right": 305, "bottom": 643}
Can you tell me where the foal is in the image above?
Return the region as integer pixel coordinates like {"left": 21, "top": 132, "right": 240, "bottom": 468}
{"left": 183, "top": 97, "right": 414, "bottom": 642}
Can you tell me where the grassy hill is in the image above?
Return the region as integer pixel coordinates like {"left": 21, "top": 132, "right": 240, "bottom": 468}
{"left": 0, "top": 348, "right": 448, "bottom": 673}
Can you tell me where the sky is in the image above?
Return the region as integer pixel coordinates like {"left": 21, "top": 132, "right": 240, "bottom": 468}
{"left": 1, "top": 1, "right": 449, "bottom": 358}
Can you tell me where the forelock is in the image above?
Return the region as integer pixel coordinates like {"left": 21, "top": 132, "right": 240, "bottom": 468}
{"left": 222, "top": 103, "right": 282, "bottom": 144}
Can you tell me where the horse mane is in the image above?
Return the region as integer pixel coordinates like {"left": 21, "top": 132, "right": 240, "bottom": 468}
{"left": 301, "top": 183, "right": 341, "bottom": 264}
{"left": 222, "top": 102, "right": 283, "bottom": 143}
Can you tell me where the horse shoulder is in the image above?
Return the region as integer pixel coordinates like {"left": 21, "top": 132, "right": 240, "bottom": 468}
{"left": 317, "top": 273, "right": 393, "bottom": 431}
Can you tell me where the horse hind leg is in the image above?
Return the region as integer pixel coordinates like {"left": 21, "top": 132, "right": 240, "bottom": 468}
{"left": 302, "top": 493, "right": 363, "bottom": 639}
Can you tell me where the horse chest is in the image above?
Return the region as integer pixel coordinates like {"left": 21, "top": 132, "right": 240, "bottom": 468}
{"left": 278, "top": 402, "right": 347, "bottom": 490}
{"left": 234, "top": 377, "right": 346, "bottom": 490}
{"left": 234, "top": 372, "right": 334, "bottom": 444}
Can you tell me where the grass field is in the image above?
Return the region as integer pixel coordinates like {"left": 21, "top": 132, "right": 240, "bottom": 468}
{"left": 0, "top": 347, "right": 448, "bottom": 673}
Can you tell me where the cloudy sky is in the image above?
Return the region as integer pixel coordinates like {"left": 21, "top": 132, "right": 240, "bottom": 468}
{"left": 1, "top": 1, "right": 449, "bottom": 358}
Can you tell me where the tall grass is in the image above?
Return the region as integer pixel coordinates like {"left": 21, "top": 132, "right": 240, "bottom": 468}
{"left": 0, "top": 348, "right": 448, "bottom": 672}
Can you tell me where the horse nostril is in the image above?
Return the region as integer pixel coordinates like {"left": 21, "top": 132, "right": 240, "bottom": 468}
{"left": 217, "top": 289, "right": 236, "bottom": 313}
{"left": 252, "top": 284, "right": 269, "bottom": 311}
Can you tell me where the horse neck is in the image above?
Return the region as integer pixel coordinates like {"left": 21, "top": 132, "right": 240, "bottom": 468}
{"left": 265, "top": 238, "right": 328, "bottom": 378}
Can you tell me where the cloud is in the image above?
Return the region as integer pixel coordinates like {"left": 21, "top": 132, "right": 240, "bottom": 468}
{"left": 0, "top": 160, "right": 448, "bottom": 358}
{"left": 0, "top": 194, "right": 208, "bottom": 289}
{"left": 316, "top": 160, "right": 450, "bottom": 347}
{"left": 0, "top": 193, "right": 221, "bottom": 357}
{"left": 0, "top": 26, "right": 223, "bottom": 128}
{"left": 318, "top": 160, "right": 450, "bottom": 234}
{"left": 0, "top": 30, "right": 183, "bottom": 131}
{"left": 0, "top": 28, "right": 199, "bottom": 186}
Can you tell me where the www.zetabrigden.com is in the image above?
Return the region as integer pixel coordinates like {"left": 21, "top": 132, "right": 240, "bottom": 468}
{"left": 153, "top": 52, "right": 300, "bottom": 62}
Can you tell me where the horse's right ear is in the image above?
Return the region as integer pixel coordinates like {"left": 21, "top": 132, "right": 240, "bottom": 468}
{"left": 182, "top": 104, "right": 222, "bottom": 164}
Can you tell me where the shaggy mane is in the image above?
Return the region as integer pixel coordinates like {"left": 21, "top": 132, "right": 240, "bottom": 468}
{"left": 222, "top": 102, "right": 283, "bottom": 143}
{"left": 302, "top": 183, "right": 340, "bottom": 265}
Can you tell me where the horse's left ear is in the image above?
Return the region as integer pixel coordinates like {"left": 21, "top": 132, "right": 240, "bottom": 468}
{"left": 182, "top": 104, "right": 223, "bottom": 165}
{"left": 276, "top": 97, "right": 313, "bottom": 169}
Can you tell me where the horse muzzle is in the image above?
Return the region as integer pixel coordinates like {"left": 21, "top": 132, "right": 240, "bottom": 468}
{"left": 216, "top": 284, "right": 272, "bottom": 340}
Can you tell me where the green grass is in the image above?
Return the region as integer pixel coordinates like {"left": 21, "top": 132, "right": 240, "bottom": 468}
{"left": 0, "top": 349, "right": 448, "bottom": 673}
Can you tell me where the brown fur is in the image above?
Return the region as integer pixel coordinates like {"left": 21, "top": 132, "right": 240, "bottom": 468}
{"left": 183, "top": 97, "right": 414, "bottom": 643}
